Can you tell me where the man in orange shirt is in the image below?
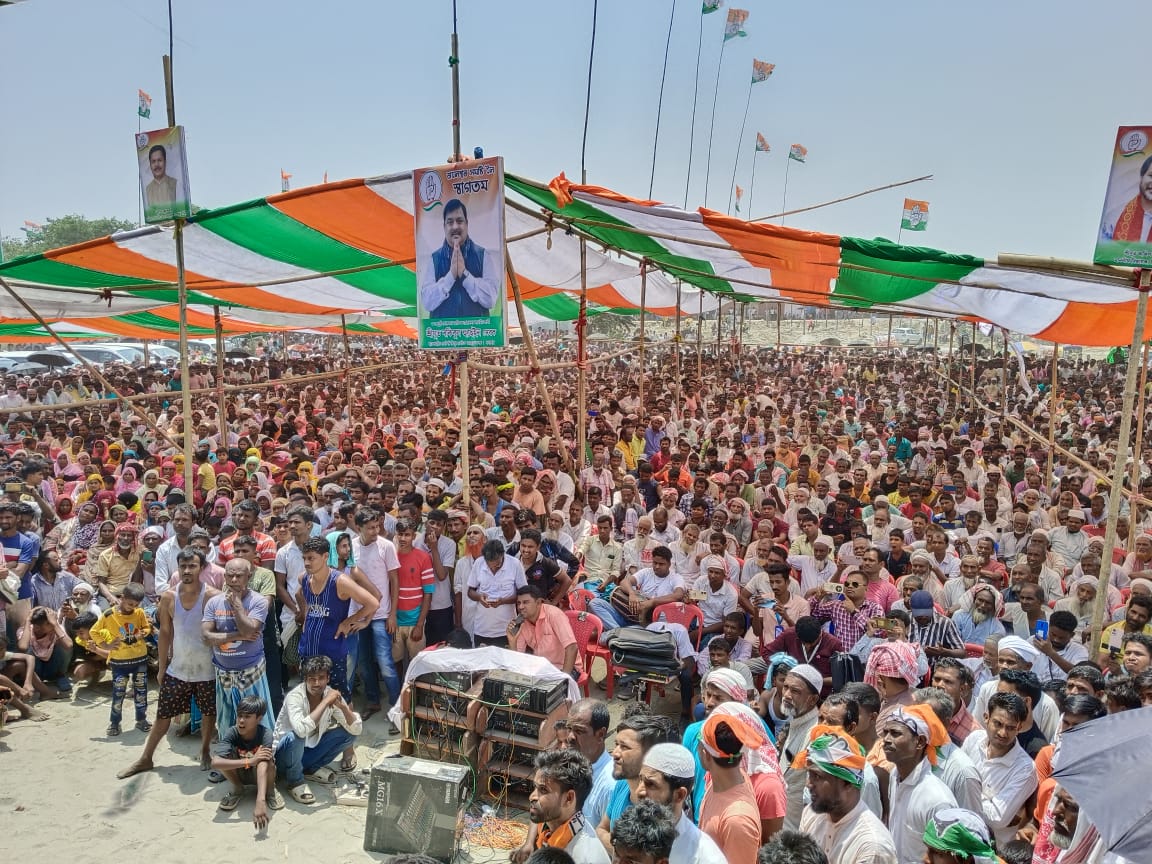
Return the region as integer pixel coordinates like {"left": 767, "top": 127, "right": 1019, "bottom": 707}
{"left": 507, "top": 584, "right": 581, "bottom": 677}
{"left": 696, "top": 711, "right": 764, "bottom": 864}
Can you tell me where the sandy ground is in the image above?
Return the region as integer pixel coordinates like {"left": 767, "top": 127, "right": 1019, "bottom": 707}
{"left": 2, "top": 660, "right": 669, "bottom": 861}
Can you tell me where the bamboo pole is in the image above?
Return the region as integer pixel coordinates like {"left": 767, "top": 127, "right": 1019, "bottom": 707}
{"left": 674, "top": 280, "right": 682, "bottom": 417}
{"left": 340, "top": 314, "right": 355, "bottom": 421}
{"left": 0, "top": 274, "right": 182, "bottom": 453}
{"left": 737, "top": 302, "right": 745, "bottom": 354}
{"left": 459, "top": 354, "right": 471, "bottom": 507}
{"left": 638, "top": 262, "right": 647, "bottom": 411}
{"left": 1045, "top": 343, "right": 1059, "bottom": 496}
{"left": 213, "top": 307, "right": 228, "bottom": 446}
{"left": 1001, "top": 328, "right": 1009, "bottom": 427}
{"left": 696, "top": 289, "right": 703, "bottom": 378}
{"left": 142, "top": 340, "right": 151, "bottom": 367}
{"left": 1091, "top": 272, "right": 1150, "bottom": 654}
{"left": 776, "top": 303, "right": 782, "bottom": 348}
{"left": 970, "top": 322, "right": 977, "bottom": 400}
{"left": 886, "top": 315, "right": 892, "bottom": 349}
{"left": 505, "top": 249, "right": 564, "bottom": 458}
{"left": 947, "top": 323, "right": 955, "bottom": 413}
{"left": 1129, "top": 338, "right": 1151, "bottom": 551}
{"left": 163, "top": 54, "right": 195, "bottom": 496}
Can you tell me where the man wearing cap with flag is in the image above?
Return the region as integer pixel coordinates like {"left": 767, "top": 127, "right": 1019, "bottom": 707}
{"left": 635, "top": 743, "right": 727, "bottom": 864}
{"left": 881, "top": 704, "right": 958, "bottom": 863}
{"left": 922, "top": 807, "right": 1000, "bottom": 864}
{"left": 795, "top": 724, "right": 898, "bottom": 864}
{"left": 696, "top": 711, "right": 764, "bottom": 864}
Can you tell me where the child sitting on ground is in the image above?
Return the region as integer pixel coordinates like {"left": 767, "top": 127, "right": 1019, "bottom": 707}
{"left": 89, "top": 583, "right": 152, "bottom": 736}
{"left": 211, "top": 695, "right": 284, "bottom": 830}
{"left": 0, "top": 634, "right": 49, "bottom": 721}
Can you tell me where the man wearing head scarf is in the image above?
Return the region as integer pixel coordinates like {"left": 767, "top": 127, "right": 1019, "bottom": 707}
{"left": 880, "top": 704, "right": 958, "bottom": 864}
{"left": 696, "top": 711, "right": 764, "bottom": 864}
{"left": 921, "top": 807, "right": 999, "bottom": 864}
{"left": 865, "top": 641, "right": 922, "bottom": 723}
{"left": 776, "top": 663, "right": 824, "bottom": 830}
{"left": 635, "top": 743, "right": 727, "bottom": 864}
{"left": 795, "top": 724, "right": 898, "bottom": 864}
{"left": 951, "top": 584, "right": 1006, "bottom": 644}
{"left": 712, "top": 701, "right": 786, "bottom": 842}
{"left": 971, "top": 635, "right": 1061, "bottom": 740}
{"left": 681, "top": 666, "right": 749, "bottom": 820}
{"left": 92, "top": 523, "right": 142, "bottom": 605}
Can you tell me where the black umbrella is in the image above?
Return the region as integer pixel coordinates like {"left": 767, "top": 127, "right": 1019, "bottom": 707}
{"left": 23, "top": 351, "right": 75, "bottom": 368}
{"left": 225, "top": 349, "right": 253, "bottom": 359}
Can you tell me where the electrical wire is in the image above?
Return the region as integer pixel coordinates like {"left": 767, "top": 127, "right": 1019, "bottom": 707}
{"left": 580, "top": 0, "right": 598, "bottom": 182}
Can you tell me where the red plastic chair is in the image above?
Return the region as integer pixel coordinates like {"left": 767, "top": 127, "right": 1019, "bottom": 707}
{"left": 965, "top": 643, "right": 984, "bottom": 659}
{"left": 651, "top": 602, "right": 705, "bottom": 652}
{"left": 568, "top": 587, "right": 597, "bottom": 613}
{"left": 565, "top": 609, "right": 608, "bottom": 697}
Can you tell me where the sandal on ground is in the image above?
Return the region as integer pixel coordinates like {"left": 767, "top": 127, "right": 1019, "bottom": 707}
{"left": 387, "top": 720, "right": 401, "bottom": 736}
{"left": 304, "top": 766, "right": 337, "bottom": 785}
{"left": 218, "top": 789, "right": 243, "bottom": 811}
{"left": 362, "top": 704, "right": 381, "bottom": 721}
{"left": 266, "top": 788, "right": 285, "bottom": 810}
{"left": 135, "top": 719, "right": 152, "bottom": 732}
{"left": 207, "top": 769, "right": 226, "bottom": 784}
{"left": 288, "top": 783, "right": 315, "bottom": 805}
{"left": 107, "top": 722, "right": 122, "bottom": 737}
{"left": 339, "top": 754, "right": 357, "bottom": 772}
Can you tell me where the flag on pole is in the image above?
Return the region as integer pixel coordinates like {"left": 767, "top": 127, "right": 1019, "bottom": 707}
{"left": 900, "top": 198, "right": 929, "bottom": 231}
{"left": 137, "top": 89, "right": 152, "bottom": 119}
{"left": 22, "top": 220, "right": 42, "bottom": 230}
{"left": 323, "top": 171, "right": 328, "bottom": 184}
{"left": 735, "top": 185, "right": 744, "bottom": 213}
{"left": 723, "top": 8, "right": 749, "bottom": 40}
{"left": 702, "top": 0, "right": 723, "bottom": 12}
{"left": 788, "top": 144, "right": 808, "bottom": 163}
{"left": 281, "top": 170, "right": 292, "bottom": 192}
{"left": 751, "top": 60, "right": 775, "bottom": 83}
{"left": 755, "top": 133, "right": 770, "bottom": 153}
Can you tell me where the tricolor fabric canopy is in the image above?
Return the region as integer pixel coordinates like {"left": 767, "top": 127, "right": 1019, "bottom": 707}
{"left": 514, "top": 173, "right": 1145, "bottom": 347}
{"left": 0, "top": 171, "right": 719, "bottom": 343}
{"left": 0, "top": 168, "right": 1138, "bottom": 345}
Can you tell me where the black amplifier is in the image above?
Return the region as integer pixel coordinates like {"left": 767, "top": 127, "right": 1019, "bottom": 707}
{"left": 414, "top": 685, "right": 472, "bottom": 716}
{"left": 417, "top": 669, "right": 478, "bottom": 692}
{"left": 481, "top": 669, "right": 567, "bottom": 714}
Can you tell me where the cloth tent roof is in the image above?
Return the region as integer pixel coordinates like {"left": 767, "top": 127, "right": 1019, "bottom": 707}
{"left": 515, "top": 173, "right": 1144, "bottom": 347}
{"left": 0, "top": 172, "right": 718, "bottom": 340}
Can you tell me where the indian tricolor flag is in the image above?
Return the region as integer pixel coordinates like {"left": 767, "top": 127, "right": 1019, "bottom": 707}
{"left": 281, "top": 169, "right": 292, "bottom": 192}
{"left": 735, "top": 185, "right": 744, "bottom": 213}
{"left": 755, "top": 133, "right": 770, "bottom": 153}
{"left": 723, "top": 8, "right": 749, "bottom": 40}
{"left": 751, "top": 59, "right": 775, "bottom": 83}
{"left": 788, "top": 144, "right": 807, "bottom": 163}
{"left": 137, "top": 89, "right": 152, "bottom": 119}
{"left": 702, "top": 0, "right": 723, "bottom": 13}
{"left": 901, "top": 198, "right": 929, "bottom": 231}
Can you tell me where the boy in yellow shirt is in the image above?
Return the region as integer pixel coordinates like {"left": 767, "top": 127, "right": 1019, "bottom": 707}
{"left": 90, "top": 583, "right": 153, "bottom": 736}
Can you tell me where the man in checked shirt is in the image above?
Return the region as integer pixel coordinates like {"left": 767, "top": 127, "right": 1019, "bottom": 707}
{"left": 807, "top": 568, "right": 884, "bottom": 648}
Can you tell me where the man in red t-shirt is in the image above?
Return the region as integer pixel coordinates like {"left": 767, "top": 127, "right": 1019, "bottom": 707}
{"left": 393, "top": 518, "right": 434, "bottom": 672}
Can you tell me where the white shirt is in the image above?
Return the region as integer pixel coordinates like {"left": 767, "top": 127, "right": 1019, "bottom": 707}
{"left": 632, "top": 568, "right": 685, "bottom": 601}
{"left": 786, "top": 553, "right": 837, "bottom": 595}
{"left": 670, "top": 811, "right": 728, "bottom": 864}
{"left": 887, "top": 757, "right": 958, "bottom": 864}
{"left": 351, "top": 535, "right": 400, "bottom": 620}
{"left": 1030, "top": 637, "right": 1089, "bottom": 683}
{"left": 973, "top": 680, "right": 1060, "bottom": 740}
{"left": 466, "top": 555, "right": 527, "bottom": 637}
{"left": 274, "top": 542, "right": 306, "bottom": 628}
{"left": 960, "top": 730, "right": 1038, "bottom": 848}
{"left": 153, "top": 534, "right": 190, "bottom": 595}
{"left": 691, "top": 576, "right": 739, "bottom": 626}
{"left": 933, "top": 743, "right": 984, "bottom": 815}
{"left": 272, "top": 682, "right": 362, "bottom": 749}
{"left": 799, "top": 799, "right": 898, "bottom": 864}
{"left": 417, "top": 533, "right": 456, "bottom": 611}
{"left": 565, "top": 817, "right": 610, "bottom": 864}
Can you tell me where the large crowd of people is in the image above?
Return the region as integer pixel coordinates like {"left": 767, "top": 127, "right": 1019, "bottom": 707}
{"left": 0, "top": 333, "right": 1146, "bottom": 863}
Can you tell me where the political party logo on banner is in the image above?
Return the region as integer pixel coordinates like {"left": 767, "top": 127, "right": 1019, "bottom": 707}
{"left": 135, "top": 126, "right": 191, "bottom": 224}
{"left": 414, "top": 156, "right": 506, "bottom": 350}
{"left": 1094, "top": 125, "right": 1152, "bottom": 266}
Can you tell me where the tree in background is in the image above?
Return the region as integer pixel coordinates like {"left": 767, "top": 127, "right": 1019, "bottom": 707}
{"left": 1, "top": 214, "right": 137, "bottom": 262}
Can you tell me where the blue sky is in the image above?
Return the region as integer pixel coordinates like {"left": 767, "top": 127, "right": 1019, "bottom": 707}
{"left": 0, "top": 0, "right": 1143, "bottom": 263}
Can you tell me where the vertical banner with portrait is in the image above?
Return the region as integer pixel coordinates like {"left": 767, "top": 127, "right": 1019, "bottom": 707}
{"left": 414, "top": 156, "right": 506, "bottom": 350}
{"left": 136, "top": 126, "right": 192, "bottom": 224}
{"left": 1094, "top": 125, "right": 1152, "bottom": 267}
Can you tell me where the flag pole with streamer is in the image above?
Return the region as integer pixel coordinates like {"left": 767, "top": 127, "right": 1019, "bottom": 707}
{"left": 780, "top": 156, "right": 791, "bottom": 226}
{"left": 727, "top": 79, "right": 752, "bottom": 214}
{"left": 649, "top": 0, "right": 677, "bottom": 198}
{"left": 704, "top": 7, "right": 748, "bottom": 208}
{"left": 685, "top": 0, "right": 721, "bottom": 207}
{"left": 748, "top": 133, "right": 768, "bottom": 216}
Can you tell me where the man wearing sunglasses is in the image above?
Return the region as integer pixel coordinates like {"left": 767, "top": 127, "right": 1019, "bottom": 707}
{"left": 808, "top": 569, "right": 884, "bottom": 648}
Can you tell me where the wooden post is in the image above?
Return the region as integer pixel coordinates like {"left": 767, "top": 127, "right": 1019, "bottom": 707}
{"left": 506, "top": 250, "right": 564, "bottom": 454}
{"left": 1091, "top": 271, "right": 1150, "bottom": 652}
{"left": 886, "top": 314, "right": 893, "bottom": 349}
{"left": 1045, "top": 343, "right": 1059, "bottom": 497}
{"left": 1001, "top": 328, "right": 1010, "bottom": 427}
{"left": 776, "top": 302, "right": 782, "bottom": 348}
{"left": 737, "top": 302, "right": 745, "bottom": 354}
{"left": 577, "top": 239, "right": 588, "bottom": 470}
{"left": 142, "top": 340, "right": 151, "bottom": 367}
{"left": 459, "top": 353, "right": 471, "bottom": 506}
{"left": 674, "top": 280, "right": 682, "bottom": 418}
{"left": 970, "top": 322, "right": 978, "bottom": 401}
{"left": 213, "top": 307, "right": 228, "bottom": 445}
{"left": 165, "top": 54, "right": 195, "bottom": 496}
{"left": 696, "top": 289, "right": 703, "bottom": 378}
{"left": 947, "top": 323, "right": 955, "bottom": 413}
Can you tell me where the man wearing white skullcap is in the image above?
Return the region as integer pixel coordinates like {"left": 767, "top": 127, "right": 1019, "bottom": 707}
{"left": 970, "top": 635, "right": 1061, "bottom": 740}
{"left": 786, "top": 534, "right": 838, "bottom": 597}
{"left": 638, "top": 744, "right": 727, "bottom": 864}
{"left": 1047, "top": 508, "right": 1089, "bottom": 572}
{"left": 694, "top": 555, "right": 739, "bottom": 642}
{"left": 778, "top": 664, "right": 824, "bottom": 830}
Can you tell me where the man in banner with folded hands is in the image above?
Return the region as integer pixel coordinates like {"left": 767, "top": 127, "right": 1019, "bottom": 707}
{"left": 420, "top": 198, "right": 499, "bottom": 319}
{"left": 795, "top": 724, "right": 898, "bottom": 864}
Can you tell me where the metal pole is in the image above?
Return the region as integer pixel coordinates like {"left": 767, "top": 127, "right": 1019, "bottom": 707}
{"left": 1045, "top": 343, "right": 1059, "bottom": 496}
{"left": 340, "top": 314, "right": 354, "bottom": 422}
{"left": 1091, "top": 272, "right": 1150, "bottom": 652}
{"left": 696, "top": 289, "right": 703, "bottom": 379}
{"left": 947, "top": 323, "right": 955, "bottom": 413}
{"left": 213, "top": 307, "right": 228, "bottom": 446}
{"left": 450, "top": 0, "right": 461, "bottom": 164}
{"left": 674, "top": 280, "right": 682, "bottom": 411}
{"left": 164, "top": 54, "right": 194, "bottom": 496}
